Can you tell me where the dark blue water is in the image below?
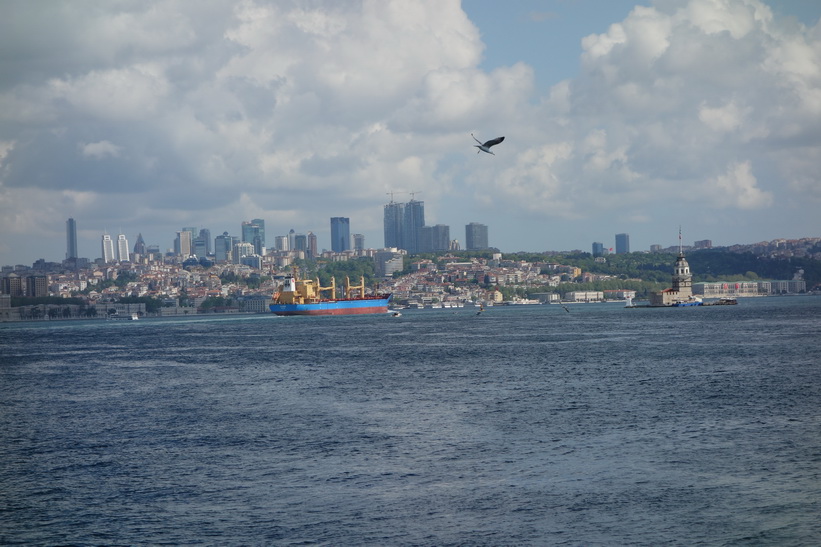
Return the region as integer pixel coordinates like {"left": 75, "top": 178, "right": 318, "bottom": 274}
{"left": 2, "top": 297, "right": 820, "bottom": 545}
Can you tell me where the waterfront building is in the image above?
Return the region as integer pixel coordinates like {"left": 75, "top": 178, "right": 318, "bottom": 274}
{"left": 116, "top": 234, "right": 129, "bottom": 262}
{"left": 26, "top": 275, "right": 48, "bottom": 297}
{"left": 66, "top": 218, "right": 78, "bottom": 259}
{"left": 465, "top": 223, "right": 489, "bottom": 250}
{"left": 649, "top": 251, "right": 694, "bottom": 306}
{"left": 615, "top": 233, "right": 630, "bottom": 254}
{"left": 1, "top": 273, "right": 24, "bottom": 296}
{"left": 101, "top": 234, "right": 115, "bottom": 263}
{"left": 330, "top": 217, "right": 351, "bottom": 252}
{"left": 592, "top": 242, "right": 604, "bottom": 257}
{"left": 242, "top": 219, "right": 265, "bottom": 255}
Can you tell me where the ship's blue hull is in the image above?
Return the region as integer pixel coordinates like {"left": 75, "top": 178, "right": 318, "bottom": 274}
{"left": 270, "top": 295, "right": 392, "bottom": 316}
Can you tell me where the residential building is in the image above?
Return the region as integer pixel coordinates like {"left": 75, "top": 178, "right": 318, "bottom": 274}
{"left": 330, "top": 217, "right": 350, "bottom": 252}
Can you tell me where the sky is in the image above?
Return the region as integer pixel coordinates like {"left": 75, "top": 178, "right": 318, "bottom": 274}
{"left": 1, "top": 0, "right": 820, "bottom": 266}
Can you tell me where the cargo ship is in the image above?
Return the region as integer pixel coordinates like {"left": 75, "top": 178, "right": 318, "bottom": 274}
{"left": 270, "top": 274, "right": 391, "bottom": 316}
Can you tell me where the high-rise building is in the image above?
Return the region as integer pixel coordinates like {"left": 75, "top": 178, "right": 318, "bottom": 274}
{"left": 116, "top": 234, "right": 129, "bottom": 262}
{"left": 330, "top": 217, "right": 350, "bottom": 252}
{"left": 133, "top": 233, "right": 146, "bottom": 256}
{"left": 101, "top": 233, "right": 115, "bottom": 263}
{"left": 1, "top": 273, "right": 24, "bottom": 296}
{"left": 420, "top": 224, "right": 450, "bottom": 252}
{"left": 198, "top": 229, "right": 212, "bottom": 255}
{"left": 615, "top": 233, "right": 630, "bottom": 254}
{"left": 294, "top": 233, "right": 308, "bottom": 253}
{"left": 66, "top": 218, "right": 78, "bottom": 259}
{"left": 215, "top": 232, "right": 233, "bottom": 262}
{"left": 26, "top": 275, "right": 48, "bottom": 297}
{"left": 403, "top": 200, "right": 425, "bottom": 254}
{"left": 383, "top": 199, "right": 425, "bottom": 253}
{"left": 175, "top": 230, "right": 192, "bottom": 257}
{"left": 353, "top": 233, "right": 365, "bottom": 251}
{"left": 383, "top": 202, "right": 403, "bottom": 249}
{"left": 465, "top": 223, "right": 489, "bottom": 250}
{"left": 274, "top": 235, "right": 289, "bottom": 252}
{"left": 592, "top": 242, "right": 604, "bottom": 257}
{"left": 232, "top": 242, "right": 255, "bottom": 264}
{"left": 307, "top": 232, "right": 318, "bottom": 259}
{"left": 242, "top": 219, "right": 265, "bottom": 255}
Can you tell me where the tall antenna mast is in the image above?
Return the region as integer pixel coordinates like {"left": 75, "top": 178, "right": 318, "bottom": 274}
{"left": 678, "top": 226, "right": 682, "bottom": 255}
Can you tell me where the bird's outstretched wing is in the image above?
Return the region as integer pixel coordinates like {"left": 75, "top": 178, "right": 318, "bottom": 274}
{"left": 471, "top": 133, "right": 483, "bottom": 145}
{"left": 483, "top": 136, "right": 505, "bottom": 148}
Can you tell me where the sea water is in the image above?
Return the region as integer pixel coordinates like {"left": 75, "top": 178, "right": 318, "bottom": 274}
{"left": 1, "top": 297, "right": 819, "bottom": 545}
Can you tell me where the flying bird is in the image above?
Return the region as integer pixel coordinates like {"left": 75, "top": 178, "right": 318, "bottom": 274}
{"left": 472, "top": 133, "right": 505, "bottom": 155}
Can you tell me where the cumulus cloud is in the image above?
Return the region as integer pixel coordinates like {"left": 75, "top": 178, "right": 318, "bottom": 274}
{"left": 0, "top": 0, "right": 819, "bottom": 264}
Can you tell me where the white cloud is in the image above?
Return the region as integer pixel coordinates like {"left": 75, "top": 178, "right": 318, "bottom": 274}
{"left": 80, "top": 140, "right": 123, "bottom": 160}
{"left": 0, "top": 0, "right": 819, "bottom": 264}
{"left": 707, "top": 160, "right": 773, "bottom": 209}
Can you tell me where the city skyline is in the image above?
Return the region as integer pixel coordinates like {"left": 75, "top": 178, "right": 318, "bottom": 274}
{"left": 2, "top": 1, "right": 820, "bottom": 265}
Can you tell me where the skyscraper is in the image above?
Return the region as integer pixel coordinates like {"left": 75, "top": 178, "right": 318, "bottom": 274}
{"left": 353, "top": 233, "right": 365, "bottom": 251}
{"left": 133, "top": 233, "right": 146, "bottom": 256}
{"left": 420, "top": 224, "right": 450, "bottom": 252}
{"left": 615, "top": 233, "right": 630, "bottom": 254}
{"left": 383, "top": 199, "right": 425, "bottom": 253}
{"left": 66, "top": 218, "right": 78, "bottom": 259}
{"left": 175, "top": 230, "right": 192, "bottom": 257}
{"left": 242, "top": 219, "right": 265, "bottom": 255}
{"left": 465, "top": 222, "right": 489, "bottom": 250}
{"left": 307, "top": 232, "right": 318, "bottom": 259}
{"left": 101, "top": 233, "right": 115, "bottom": 263}
{"left": 330, "top": 217, "right": 350, "bottom": 252}
{"left": 402, "top": 200, "right": 425, "bottom": 254}
{"left": 383, "top": 201, "right": 403, "bottom": 249}
{"left": 198, "top": 229, "right": 212, "bottom": 255}
{"left": 215, "top": 232, "right": 233, "bottom": 262}
{"left": 116, "top": 234, "right": 129, "bottom": 262}
{"left": 592, "top": 242, "right": 604, "bottom": 257}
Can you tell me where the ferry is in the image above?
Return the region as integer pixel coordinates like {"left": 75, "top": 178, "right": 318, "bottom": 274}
{"left": 270, "top": 274, "right": 391, "bottom": 316}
